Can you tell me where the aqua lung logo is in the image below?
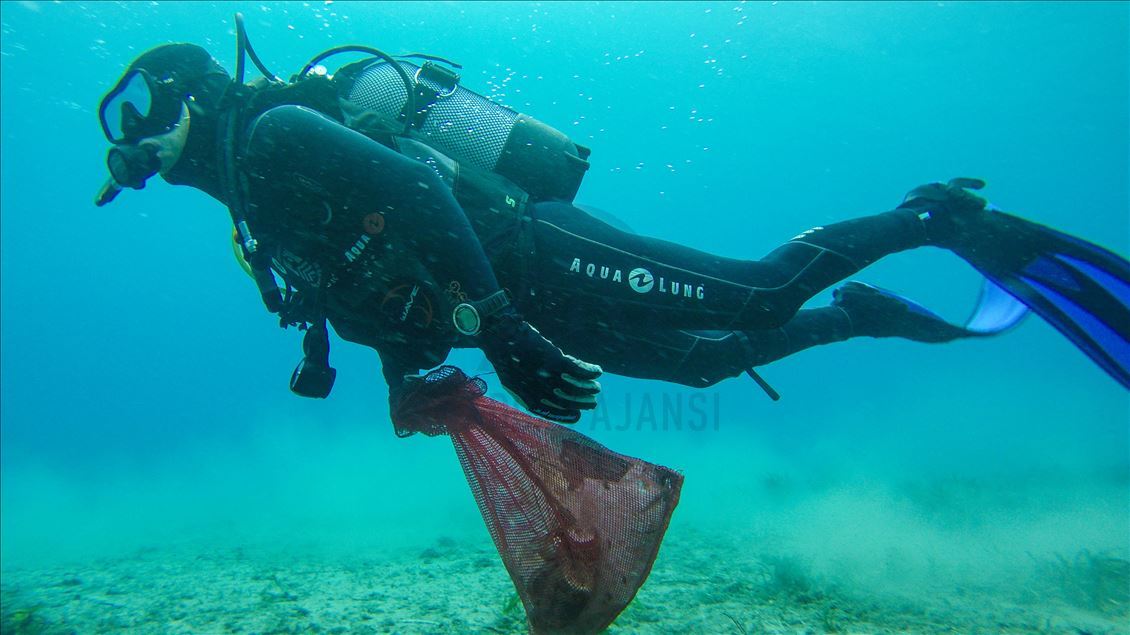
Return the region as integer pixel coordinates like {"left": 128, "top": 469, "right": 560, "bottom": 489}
{"left": 568, "top": 258, "right": 705, "bottom": 300}
{"left": 628, "top": 268, "right": 654, "bottom": 293}
{"left": 345, "top": 235, "right": 372, "bottom": 263}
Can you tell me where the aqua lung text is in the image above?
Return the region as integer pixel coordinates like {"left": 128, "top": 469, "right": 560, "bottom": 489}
{"left": 568, "top": 258, "right": 706, "bottom": 300}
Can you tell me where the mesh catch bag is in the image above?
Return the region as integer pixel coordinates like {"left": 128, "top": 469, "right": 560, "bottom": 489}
{"left": 391, "top": 366, "right": 683, "bottom": 635}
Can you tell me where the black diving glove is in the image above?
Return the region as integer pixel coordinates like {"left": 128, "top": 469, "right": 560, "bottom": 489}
{"left": 898, "top": 177, "right": 990, "bottom": 249}
{"left": 478, "top": 309, "right": 602, "bottom": 423}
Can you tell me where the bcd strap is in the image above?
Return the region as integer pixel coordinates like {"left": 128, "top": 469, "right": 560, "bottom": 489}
{"left": 407, "top": 61, "right": 460, "bottom": 129}
{"left": 514, "top": 214, "right": 538, "bottom": 303}
{"left": 419, "top": 60, "right": 460, "bottom": 88}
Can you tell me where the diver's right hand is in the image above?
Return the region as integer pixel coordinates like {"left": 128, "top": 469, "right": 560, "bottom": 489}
{"left": 478, "top": 310, "right": 602, "bottom": 423}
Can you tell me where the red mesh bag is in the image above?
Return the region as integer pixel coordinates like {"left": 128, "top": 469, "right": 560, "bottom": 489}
{"left": 391, "top": 366, "right": 683, "bottom": 635}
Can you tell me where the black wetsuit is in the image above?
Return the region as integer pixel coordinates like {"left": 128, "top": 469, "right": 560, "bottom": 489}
{"left": 504, "top": 201, "right": 924, "bottom": 387}
{"left": 207, "top": 104, "right": 927, "bottom": 391}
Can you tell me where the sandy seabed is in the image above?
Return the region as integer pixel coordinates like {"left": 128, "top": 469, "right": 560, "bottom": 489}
{"left": 2, "top": 526, "right": 1126, "bottom": 635}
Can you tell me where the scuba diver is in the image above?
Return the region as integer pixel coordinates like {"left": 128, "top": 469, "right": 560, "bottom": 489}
{"left": 94, "top": 25, "right": 1130, "bottom": 424}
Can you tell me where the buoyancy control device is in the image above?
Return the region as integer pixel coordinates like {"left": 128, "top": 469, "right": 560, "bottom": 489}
{"left": 224, "top": 13, "right": 592, "bottom": 399}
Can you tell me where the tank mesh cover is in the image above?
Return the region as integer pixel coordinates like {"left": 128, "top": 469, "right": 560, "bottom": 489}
{"left": 346, "top": 61, "right": 519, "bottom": 172}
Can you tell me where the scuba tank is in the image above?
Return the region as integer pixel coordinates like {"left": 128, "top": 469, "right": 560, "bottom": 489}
{"left": 333, "top": 58, "right": 591, "bottom": 203}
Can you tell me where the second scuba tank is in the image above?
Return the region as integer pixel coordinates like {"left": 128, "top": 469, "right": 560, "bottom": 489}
{"left": 336, "top": 59, "right": 591, "bottom": 203}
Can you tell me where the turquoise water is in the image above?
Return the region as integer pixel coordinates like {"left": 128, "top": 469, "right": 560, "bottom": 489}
{"left": 1, "top": 1, "right": 1127, "bottom": 632}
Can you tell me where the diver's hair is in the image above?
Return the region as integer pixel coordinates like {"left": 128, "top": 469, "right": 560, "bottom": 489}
{"left": 129, "top": 43, "right": 231, "bottom": 111}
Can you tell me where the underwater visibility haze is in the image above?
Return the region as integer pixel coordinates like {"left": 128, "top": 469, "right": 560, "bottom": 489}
{"left": 1, "top": 1, "right": 1128, "bottom": 633}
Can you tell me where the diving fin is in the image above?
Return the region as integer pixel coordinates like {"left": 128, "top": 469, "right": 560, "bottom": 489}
{"left": 833, "top": 278, "right": 1028, "bottom": 343}
{"left": 964, "top": 278, "right": 1030, "bottom": 335}
{"left": 950, "top": 208, "right": 1130, "bottom": 389}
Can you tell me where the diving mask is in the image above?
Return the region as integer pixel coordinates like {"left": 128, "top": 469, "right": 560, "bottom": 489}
{"left": 98, "top": 68, "right": 184, "bottom": 144}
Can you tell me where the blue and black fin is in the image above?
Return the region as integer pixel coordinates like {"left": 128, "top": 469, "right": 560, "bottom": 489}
{"left": 952, "top": 210, "right": 1130, "bottom": 389}
{"left": 833, "top": 278, "right": 1027, "bottom": 343}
